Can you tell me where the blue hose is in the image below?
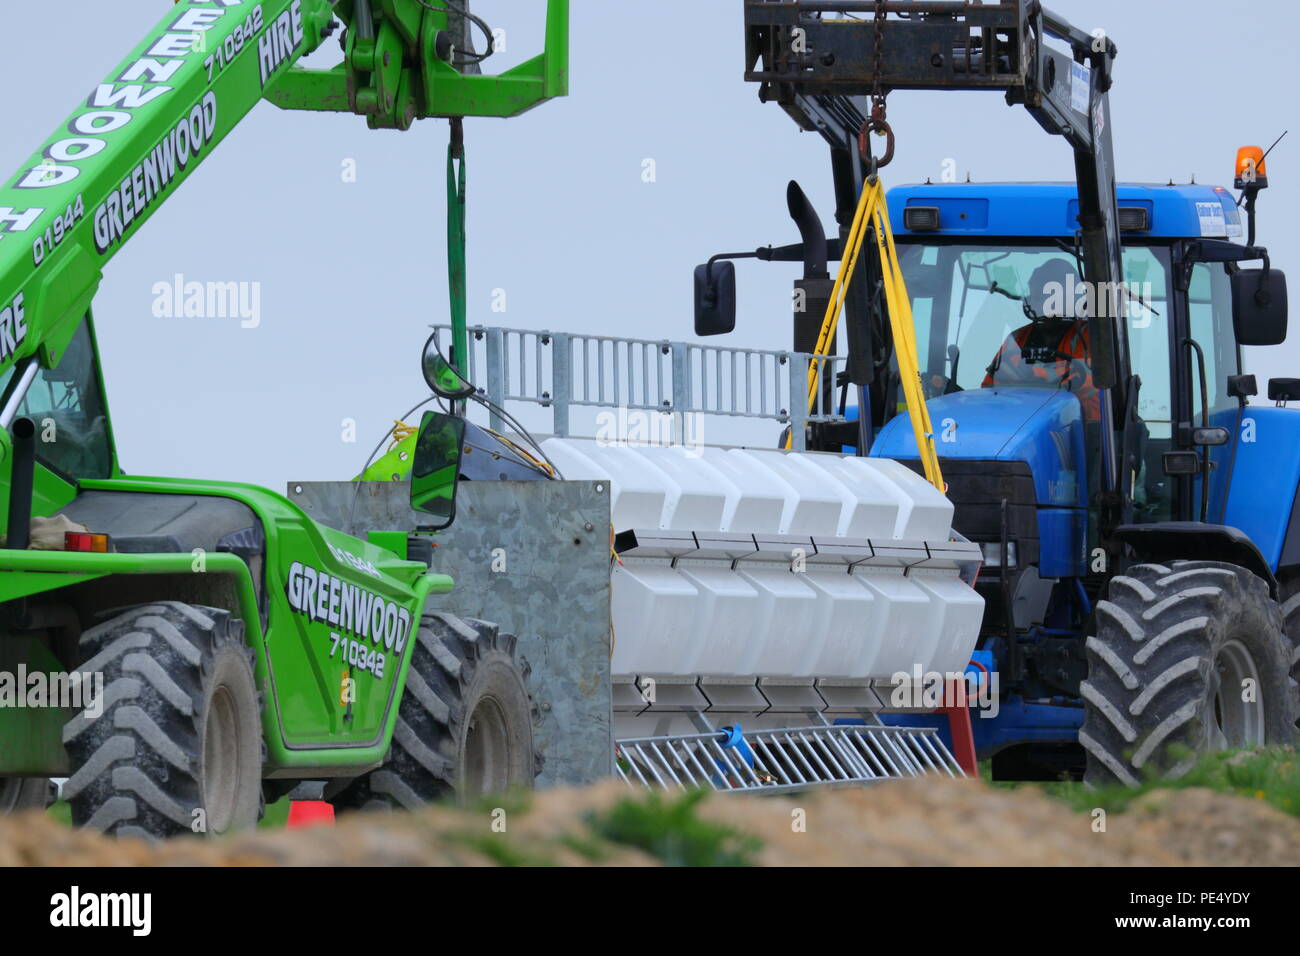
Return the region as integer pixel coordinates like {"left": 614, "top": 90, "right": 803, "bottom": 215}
{"left": 712, "top": 724, "right": 757, "bottom": 784}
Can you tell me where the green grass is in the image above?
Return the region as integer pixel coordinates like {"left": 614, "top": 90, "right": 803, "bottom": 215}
{"left": 586, "top": 789, "right": 762, "bottom": 866}
{"left": 446, "top": 830, "right": 559, "bottom": 867}
{"left": 430, "top": 788, "right": 764, "bottom": 866}
{"left": 557, "top": 831, "right": 612, "bottom": 863}
{"left": 466, "top": 786, "right": 534, "bottom": 819}
{"left": 260, "top": 795, "right": 291, "bottom": 829}
{"left": 989, "top": 747, "right": 1300, "bottom": 819}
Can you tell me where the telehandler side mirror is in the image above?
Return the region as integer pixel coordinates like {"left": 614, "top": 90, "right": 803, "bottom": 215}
{"left": 694, "top": 260, "right": 736, "bottom": 336}
{"left": 421, "top": 332, "right": 477, "bottom": 400}
{"left": 1231, "top": 267, "right": 1288, "bottom": 346}
{"left": 409, "top": 411, "right": 467, "bottom": 530}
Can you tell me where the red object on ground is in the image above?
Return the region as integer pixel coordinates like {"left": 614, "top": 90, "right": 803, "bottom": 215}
{"left": 287, "top": 800, "right": 335, "bottom": 828}
{"left": 938, "top": 679, "right": 979, "bottom": 776}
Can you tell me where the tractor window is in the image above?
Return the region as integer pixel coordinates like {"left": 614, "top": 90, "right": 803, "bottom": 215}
{"left": 1121, "top": 247, "right": 1176, "bottom": 523}
{"left": 9, "top": 320, "right": 112, "bottom": 482}
{"left": 900, "top": 242, "right": 1173, "bottom": 421}
{"left": 1119, "top": 246, "right": 1174, "bottom": 430}
{"left": 1186, "top": 262, "right": 1239, "bottom": 416}
{"left": 898, "top": 241, "right": 1176, "bottom": 522}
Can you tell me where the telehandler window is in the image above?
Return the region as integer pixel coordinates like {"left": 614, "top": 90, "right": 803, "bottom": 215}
{"left": 6, "top": 320, "right": 112, "bottom": 482}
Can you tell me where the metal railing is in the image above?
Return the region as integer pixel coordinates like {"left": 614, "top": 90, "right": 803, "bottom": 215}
{"left": 615, "top": 722, "right": 963, "bottom": 795}
{"left": 440, "top": 324, "right": 851, "bottom": 451}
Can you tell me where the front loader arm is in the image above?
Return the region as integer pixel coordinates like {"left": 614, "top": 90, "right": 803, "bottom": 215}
{"left": 743, "top": 0, "right": 1128, "bottom": 509}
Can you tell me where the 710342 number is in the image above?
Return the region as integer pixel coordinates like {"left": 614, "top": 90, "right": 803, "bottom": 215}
{"left": 329, "top": 632, "right": 386, "bottom": 679}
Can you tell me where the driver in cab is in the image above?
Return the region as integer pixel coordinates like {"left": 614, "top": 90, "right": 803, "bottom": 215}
{"left": 982, "top": 258, "right": 1100, "bottom": 421}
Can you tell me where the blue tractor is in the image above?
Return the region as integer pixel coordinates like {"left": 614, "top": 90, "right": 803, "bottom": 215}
{"left": 870, "top": 181, "right": 1297, "bottom": 782}
{"left": 698, "top": 0, "right": 1297, "bottom": 782}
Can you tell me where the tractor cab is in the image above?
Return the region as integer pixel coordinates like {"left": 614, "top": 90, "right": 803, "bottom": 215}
{"left": 871, "top": 181, "right": 1294, "bottom": 580}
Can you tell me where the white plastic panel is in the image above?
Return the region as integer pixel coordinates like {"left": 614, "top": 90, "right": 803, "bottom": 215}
{"left": 910, "top": 568, "right": 985, "bottom": 675}
{"left": 785, "top": 454, "right": 900, "bottom": 538}
{"left": 543, "top": 438, "right": 954, "bottom": 541}
{"left": 734, "top": 564, "right": 822, "bottom": 677}
{"left": 682, "top": 446, "right": 786, "bottom": 533}
{"left": 851, "top": 567, "right": 935, "bottom": 679}
{"left": 610, "top": 560, "right": 982, "bottom": 683}
{"left": 541, "top": 438, "right": 670, "bottom": 529}
{"left": 862, "top": 457, "right": 955, "bottom": 541}
{"left": 801, "top": 568, "right": 886, "bottom": 679}
{"left": 625, "top": 446, "right": 727, "bottom": 530}
{"left": 675, "top": 562, "right": 762, "bottom": 676}
{"left": 610, "top": 560, "right": 699, "bottom": 676}
{"left": 724, "top": 448, "right": 843, "bottom": 536}
{"left": 547, "top": 438, "right": 984, "bottom": 693}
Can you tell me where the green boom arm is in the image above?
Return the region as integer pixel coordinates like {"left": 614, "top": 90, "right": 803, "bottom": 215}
{"left": 0, "top": 0, "right": 567, "bottom": 378}
{"left": 266, "top": 0, "right": 570, "bottom": 128}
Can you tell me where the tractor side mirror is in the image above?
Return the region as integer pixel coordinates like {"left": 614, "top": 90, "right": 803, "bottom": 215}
{"left": 421, "top": 332, "right": 477, "bottom": 400}
{"left": 409, "top": 411, "right": 466, "bottom": 530}
{"left": 1231, "top": 268, "right": 1288, "bottom": 346}
{"left": 694, "top": 261, "right": 736, "bottom": 336}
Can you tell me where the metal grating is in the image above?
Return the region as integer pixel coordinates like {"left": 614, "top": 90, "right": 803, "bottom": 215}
{"left": 615, "top": 723, "right": 964, "bottom": 795}
{"left": 436, "top": 323, "right": 848, "bottom": 450}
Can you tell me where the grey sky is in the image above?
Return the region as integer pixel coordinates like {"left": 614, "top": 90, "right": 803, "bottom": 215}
{"left": 1, "top": 1, "right": 1295, "bottom": 489}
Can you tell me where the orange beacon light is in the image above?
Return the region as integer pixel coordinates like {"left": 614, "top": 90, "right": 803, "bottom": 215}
{"left": 1235, "top": 145, "right": 1268, "bottom": 190}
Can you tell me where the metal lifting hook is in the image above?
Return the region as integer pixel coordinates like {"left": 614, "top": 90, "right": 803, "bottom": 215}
{"left": 859, "top": 110, "right": 895, "bottom": 169}
{"left": 861, "top": 0, "right": 894, "bottom": 168}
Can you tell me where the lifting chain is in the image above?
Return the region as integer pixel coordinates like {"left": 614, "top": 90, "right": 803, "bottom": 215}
{"left": 858, "top": 0, "right": 895, "bottom": 169}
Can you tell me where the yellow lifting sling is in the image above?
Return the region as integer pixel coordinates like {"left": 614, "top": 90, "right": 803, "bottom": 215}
{"left": 791, "top": 177, "right": 945, "bottom": 495}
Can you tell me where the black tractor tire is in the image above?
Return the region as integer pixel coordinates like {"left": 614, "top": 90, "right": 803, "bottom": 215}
{"left": 1081, "top": 561, "right": 1294, "bottom": 788}
{"left": 332, "top": 612, "right": 538, "bottom": 812}
{"left": 62, "top": 602, "right": 263, "bottom": 838}
{"left": 0, "top": 777, "right": 49, "bottom": 812}
{"left": 1279, "top": 572, "right": 1300, "bottom": 697}
{"left": 1281, "top": 573, "right": 1300, "bottom": 734}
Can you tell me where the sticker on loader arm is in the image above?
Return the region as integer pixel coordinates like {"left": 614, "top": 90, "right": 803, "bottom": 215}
{"left": 1070, "top": 61, "right": 1090, "bottom": 114}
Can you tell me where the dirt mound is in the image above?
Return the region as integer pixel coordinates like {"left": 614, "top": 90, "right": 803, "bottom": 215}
{"left": 698, "top": 779, "right": 1300, "bottom": 866}
{"left": 2, "top": 778, "right": 1297, "bottom": 866}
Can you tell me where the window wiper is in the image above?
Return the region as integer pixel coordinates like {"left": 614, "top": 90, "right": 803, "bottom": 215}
{"left": 1124, "top": 287, "right": 1162, "bottom": 319}
{"left": 989, "top": 281, "right": 1022, "bottom": 301}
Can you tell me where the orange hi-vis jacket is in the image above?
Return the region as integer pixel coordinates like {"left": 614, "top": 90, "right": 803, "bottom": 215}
{"left": 982, "top": 320, "right": 1100, "bottom": 420}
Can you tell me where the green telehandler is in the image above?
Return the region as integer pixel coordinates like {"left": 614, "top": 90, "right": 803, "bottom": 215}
{"left": 0, "top": 0, "right": 568, "bottom": 837}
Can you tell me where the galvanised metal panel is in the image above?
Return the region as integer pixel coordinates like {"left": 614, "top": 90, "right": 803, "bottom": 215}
{"left": 287, "top": 479, "right": 612, "bottom": 787}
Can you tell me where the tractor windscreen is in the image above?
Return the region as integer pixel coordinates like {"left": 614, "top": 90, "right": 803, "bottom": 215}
{"left": 896, "top": 241, "right": 1173, "bottom": 427}
{"left": 893, "top": 240, "right": 1196, "bottom": 525}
